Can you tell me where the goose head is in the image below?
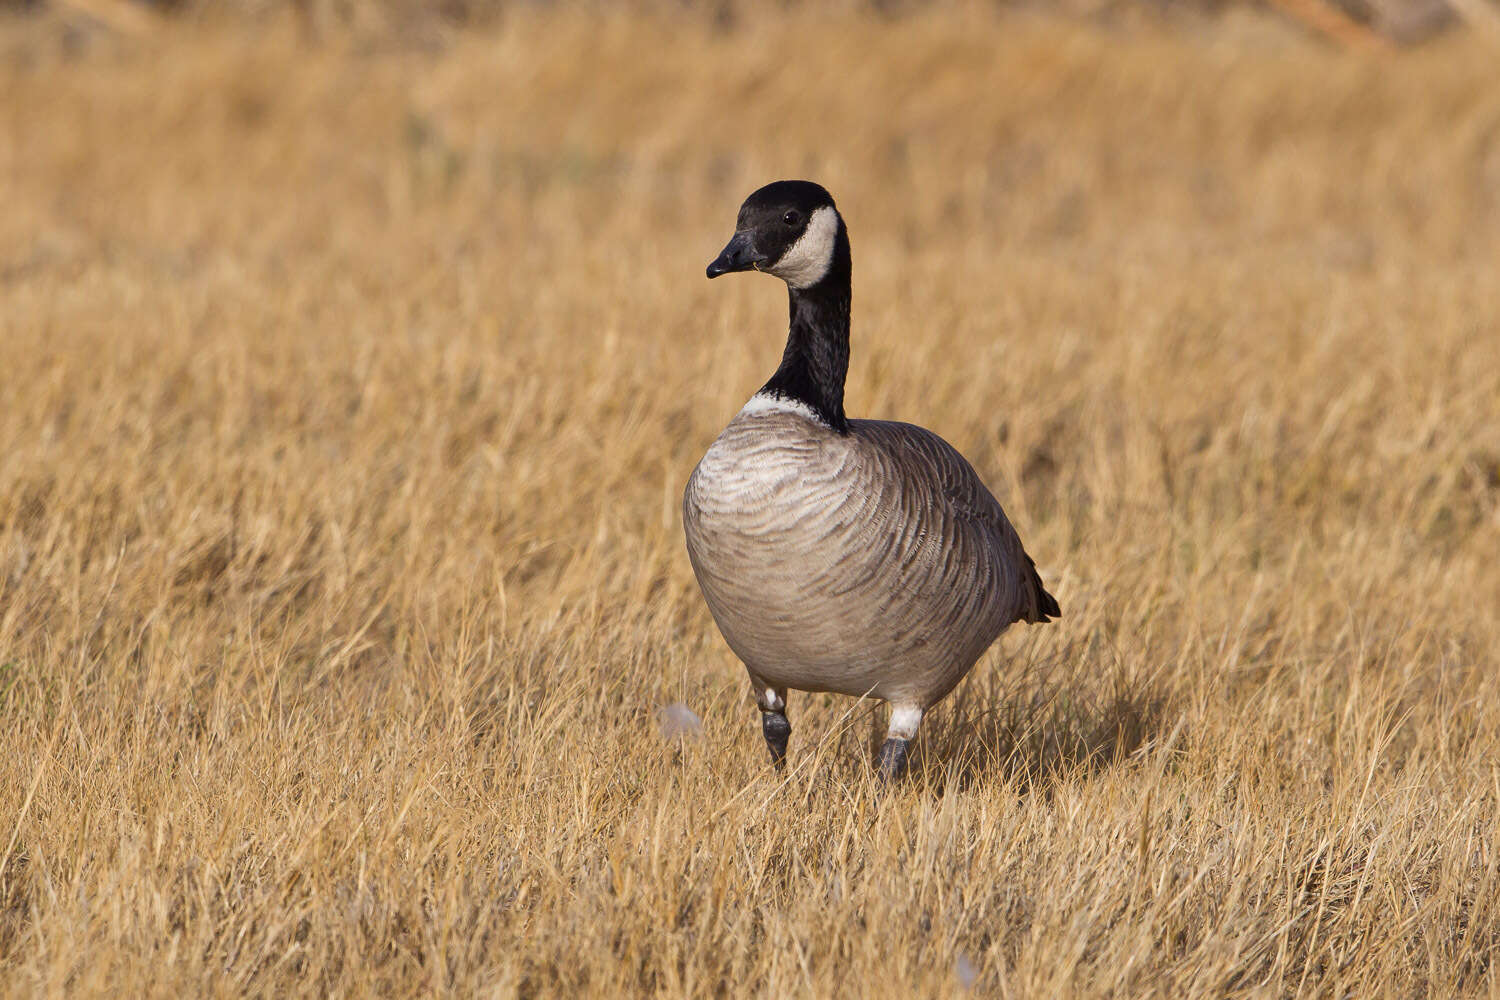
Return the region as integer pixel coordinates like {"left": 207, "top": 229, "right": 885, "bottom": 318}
{"left": 706, "top": 180, "right": 848, "bottom": 291}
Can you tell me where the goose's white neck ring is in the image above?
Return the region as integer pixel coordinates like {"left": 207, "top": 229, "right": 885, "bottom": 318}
{"left": 768, "top": 206, "right": 840, "bottom": 290}
{"left": 739, "top": 391, "right": 825, "bottom": 425}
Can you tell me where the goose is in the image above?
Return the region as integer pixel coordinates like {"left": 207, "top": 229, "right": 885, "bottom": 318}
{"left": 683, "top": 180, "right": 1060, "bottom": 781}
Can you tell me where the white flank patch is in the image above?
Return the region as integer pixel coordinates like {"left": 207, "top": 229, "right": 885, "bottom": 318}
{"left": 738, "top": 392, "right": 821, "bottom": 424}
{"left": 768, "top": 205, "right": 839, "bottom": 289}
{"left": 888, "top": 705, "right": 924, "bottom": 741}
{"left": 759, "top": 687, "right": 786, "bottom": 713}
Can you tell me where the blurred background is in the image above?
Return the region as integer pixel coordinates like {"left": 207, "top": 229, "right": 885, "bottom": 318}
{"left": 2, "top": 0, "right": 1499, "bottom": 996}
{"left": 8, "top": 0, "right": 1500, "bottom": 46}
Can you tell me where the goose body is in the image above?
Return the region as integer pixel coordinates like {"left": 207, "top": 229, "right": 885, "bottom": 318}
{"left": 684, "top": 181, "right": 1059, "bottom": 778}
{"left": 685, "top": 403, "right": 1051, "bottom": 705}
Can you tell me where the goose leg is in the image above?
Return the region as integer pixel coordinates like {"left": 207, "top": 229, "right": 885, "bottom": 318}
{"left": 757, "top": 686, "right": 790, "bottom": 770}
{"left": 877, "top": 705, "right": 924, "bottom": 782}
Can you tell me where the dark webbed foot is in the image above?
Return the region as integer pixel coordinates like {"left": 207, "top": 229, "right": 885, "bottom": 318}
{"left": 756, "top": 686, "right": 790, "bottom": 770}
{"left": 762, "top": 711, "right": 792, "bottom": 769}
{"left": 876, "top": 705, "right": 923, "bottom": 782}
{"left": 876, "top": 738, "right": 909, "bottom": 781}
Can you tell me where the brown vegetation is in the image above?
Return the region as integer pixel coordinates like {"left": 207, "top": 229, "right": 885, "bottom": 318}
{"left": 2, "top": 7, "right": 1499, "bottom": 996}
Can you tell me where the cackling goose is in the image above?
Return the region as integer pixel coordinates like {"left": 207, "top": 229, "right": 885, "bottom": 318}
{"left": 683, "top": 180, "right": 1060, "bottom": 780}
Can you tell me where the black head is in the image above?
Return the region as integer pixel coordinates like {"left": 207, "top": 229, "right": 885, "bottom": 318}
{"left": 706, "top": 180, "right": 847, "bottom": 290}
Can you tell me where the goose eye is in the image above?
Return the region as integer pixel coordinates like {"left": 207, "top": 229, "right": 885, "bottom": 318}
{"left": 783, "top": 211, "right": 801, "bottom": 226}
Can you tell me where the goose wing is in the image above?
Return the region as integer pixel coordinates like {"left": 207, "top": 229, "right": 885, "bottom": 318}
{"left": 850, "top": 419, "right": 1060, "bottom": 625}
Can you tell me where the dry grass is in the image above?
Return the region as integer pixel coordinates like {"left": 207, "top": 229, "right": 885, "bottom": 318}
{"left": 3, "top": 7, "right": 1500, "bottom": 996}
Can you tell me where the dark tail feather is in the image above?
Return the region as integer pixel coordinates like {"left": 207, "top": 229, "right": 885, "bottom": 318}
{"left": 1023, "top": 554, "right": 1061, "bottom": 623}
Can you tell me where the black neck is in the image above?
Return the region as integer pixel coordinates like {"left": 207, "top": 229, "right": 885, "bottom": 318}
{"left": 758, "top": 228, "right": 852, "bottom": 433}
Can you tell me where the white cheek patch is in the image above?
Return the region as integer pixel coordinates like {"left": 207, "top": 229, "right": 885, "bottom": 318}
{"left": 768, "top": 206, "right": 839, "bottom": 289}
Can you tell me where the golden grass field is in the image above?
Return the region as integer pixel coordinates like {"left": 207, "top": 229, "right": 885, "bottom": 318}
{"left": 3, "top": 6, "right": 1500, "bottom": 996}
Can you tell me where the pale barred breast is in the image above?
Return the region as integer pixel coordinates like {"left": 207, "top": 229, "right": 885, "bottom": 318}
{"left": 684, "top": 409, "right": 854, "bottom": 539}
{"left": 683, "top": 405, "right": 876, "bottom": 687}
{"left": 683, "top": 403, "right": 1034, "bottom": 703}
